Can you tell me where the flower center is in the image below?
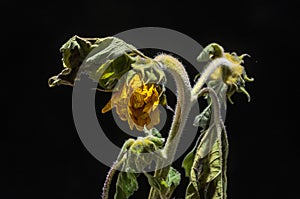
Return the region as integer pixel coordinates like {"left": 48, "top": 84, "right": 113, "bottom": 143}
{"left": 129, "top": 84, "right": 159, "bottom": 128}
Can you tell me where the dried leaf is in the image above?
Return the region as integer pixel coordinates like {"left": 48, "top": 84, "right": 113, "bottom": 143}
{"left": 186, "top": 74, "right": 228, "bottom": 199}
{"left": 48, "top": 36, "right": 142, "bottom": 90}
{"left": 185, "top": 126, "right": 228, "bottom": 199}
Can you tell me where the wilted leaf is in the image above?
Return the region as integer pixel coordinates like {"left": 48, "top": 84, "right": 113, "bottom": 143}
{"left": 113, "top": 128, "right": 166, "bottom": 198}
{"left": 114, "top": 171, "right": 139, "bottom": 199}
{"left": 197, "top": 43, "right": 224, "bottom": 62}
{"left": 193, "top": 104, "right": 212, "bottom": 129}
{"left": 145, "top": 167, "right": 181, "bottom": 198}
{"left": 48, "top": 36, "right": 143, "bottom": 90}
{"left": 144, "top": 172, "right": 164, "bottom": 191}
{"left": 186, "top": 181, "right": 201, "bottom": 199}
{"left": 120, "top": 128, "right": 165, "bottom": 173}
{"left": 166, "top": 167, "right": 181, "bottom": 188}
{"left": 164, "top": 167, "right": 181, "bottom": 198}
{"left": 187, "top": 77, "right": 229, "bottom": 199}
{"left": 193, "top": 79, "right": 227, "bottom": 128}
{"left": 48, "top": 35, "right": 104, "bottom": 87}
{"left": 129, "top": 56, "right": 167, "bottom": 85}
{"left": 185, "top": 125, "right": 228, "bottom": 199}
{"left": 182, "top": 150, "right": 195, "bottom": 177}
{"left": 89, "top": 51, "right": 137, "bottom": 90}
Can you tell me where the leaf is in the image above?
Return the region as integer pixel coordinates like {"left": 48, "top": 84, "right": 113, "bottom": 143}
{"left": 122, "top": 128, "right": 165, "bottom": 173}
{"left": 185, "top": 126, "right": 229, "bottom": 199}
{"left": 187, "top": 77, "right": 229, "bottom": 199}
{"left": 186, "top": 181, "right": 200, "bottom": 199}
{"left": 48, "top": 36, "right": 106, "bottom": 87}
{"left": 193, "top": 103, "right": 212, "bottom": 129}
{"left": 164, "top": 167, "right": 181, "bottom": 198}
{"left": 197, "top": 43, "right": 224, "bottom": 62}
{"left": 166, "top": 167, "right": 181, "bottom": 188}
{"left": 146, "top": 167, "right": 181, "bottom": 198}
{"left": 193, "top": 79, "right": 227, "bottom": 129}
{"left": 48, "top": 36, "right": 143, "bottom": 90}
{"left": 91, "top": 51, "right": 136, "bottom": 89}
{"left": 113, "top": 129, "right": 167, "bottom": 198}
{"left": 182, "top": 151, "right": 195, "bottom": 178}
{"left": 144, "top": 173, "right": 164, "bottom": 191}
{"left": 114, "top": 171, "right": 139, "bottom": 199}
{"left": 143, "top": 127, "right": 162, "bottom": 138}
{"left": 130, "top": 56, "right": 166, "bottom": 85}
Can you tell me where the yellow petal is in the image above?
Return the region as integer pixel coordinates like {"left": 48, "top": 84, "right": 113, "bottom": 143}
{"left": 101, "top": 100, "right": 112, "bottom": 113}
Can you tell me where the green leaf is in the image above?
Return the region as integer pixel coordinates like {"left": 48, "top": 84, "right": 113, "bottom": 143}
{"left": 166, "top": 167, "right": 181, "bottom": 188}
{"left": 100, "top": 71, "right": 115, "bottom": 79}
{"left": 186, "top": 181, "right": 201, "bottom": 199}
{"left": 130, "top": 56, "right": 166, "bottom": 85}
{"left": 193, "top": 103, "right": 212, "bottom": 129}
{"left": 114, "top": 171, "right": 139, "bottom": 199}
{"left": 146, "top": 167, "right": 181, "bottom": 198}
{"left": 143, "top": 127, "right": 162, "bottom": 138}
{"left": 48, "top": 35, "right": 104, "bottom": 87}
{"left": 197, "top": 43, "right": 224, "bottom": 62}
{"left": 48, "top": 36, "right": 143, "bottom": 90}
{"left": 187, "top": 77, "right": 229, "bottom": 199}
{"left": 193, "top": 79, "right": 227, "bottom": 129}
{"left": 182, "top": 150, "right": 196, "bottom": 178}
{"left": 91, "top": 51, "right": 136, "bottom": 89}
{"left": 144, "top": 173, "right": 164, "bottom": 191}
{"left": 122, "top": 129, "right": 165, "bottom": 173}
{"left": 185, "top": 126, "right": 229, "bottom": 199}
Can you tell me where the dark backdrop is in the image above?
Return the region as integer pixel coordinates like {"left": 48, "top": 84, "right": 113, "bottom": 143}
{"left": 3, "top": 0, "right": 298, "bottom": 199}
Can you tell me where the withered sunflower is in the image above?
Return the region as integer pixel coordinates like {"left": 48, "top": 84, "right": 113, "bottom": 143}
{"left": 209, "top": 52, "right": 254, "bottom": 103}
{"left": 102, "top": 74, "right": 162, "bottom": 131}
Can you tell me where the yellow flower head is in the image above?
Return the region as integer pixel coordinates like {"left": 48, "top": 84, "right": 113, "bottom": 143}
{"left": 210, "top": 52, "right": 245, "bottom": 85}
{"left": 102, "top": 74, "right": 161, "bottom": 131}
{"left": 209, "top": 51, "right": 254, "bottom": 103}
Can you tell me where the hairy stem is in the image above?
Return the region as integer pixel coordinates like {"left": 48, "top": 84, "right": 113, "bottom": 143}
{"left": 101, "top": 157, "right": 126, "bottom": 199}
{"left": 148, "top": 55, "right": 192, "bottom": 199}
{"left": 101, "top": 139, "right": 134, "bottom": 199}
{"left": 197, "top": 87, "right": 224, "bottom": 133}
{"left": 192, "top": 57, "right": 236, "bottom": 101}
{"left": 148, "top": 55, "right": 234, "bottom": 199}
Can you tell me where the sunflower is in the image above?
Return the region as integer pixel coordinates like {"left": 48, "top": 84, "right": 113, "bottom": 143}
{"left": 102, "top": 74, "right": 161, "bottom": 131}
{"left": 210, "top": 52, "right": 254, "bottom": 103}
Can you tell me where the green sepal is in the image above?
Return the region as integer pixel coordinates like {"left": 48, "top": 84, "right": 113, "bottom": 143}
{"left": 197, "top": 43, "right": 224, "bottom": 62}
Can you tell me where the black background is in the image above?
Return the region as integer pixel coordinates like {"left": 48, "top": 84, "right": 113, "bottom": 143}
{"left": 3, "top": 0, "right": 299, "bottom": 199}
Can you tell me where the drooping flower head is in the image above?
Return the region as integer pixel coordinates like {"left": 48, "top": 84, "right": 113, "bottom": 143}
{"left": 198, "top": 43, "right": 254, "bottom": 104}
{"left": 102, "top": 74, "right": 163, "bottom": 131}
{"left": 101, "top": 56, "right": 167, "bottom": 131}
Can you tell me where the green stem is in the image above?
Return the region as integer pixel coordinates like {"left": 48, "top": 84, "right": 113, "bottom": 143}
{"left": 148, "top": 54, "right": 192, "bottom": 199}
{"left": 101, "top": 157, "right": 126, "bottom": 199}
{"left": 191, "top": 57, "right": 236, "bottom": 101}
{"left": 148, "top": 55, "right": 235, "bottom": 199}
{"left": 197, "top": 87, "right": 223, "bottom": 133}
{"left": 101, "top": 139, "right": 134, "bottom": 199}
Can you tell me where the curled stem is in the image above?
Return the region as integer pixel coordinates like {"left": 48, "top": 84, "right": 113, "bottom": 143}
{"left": 197, "top": 87, "right": 224, "bottom": 133}
{"left": 147, "top": 55, "right": 233, "bottom": 199}
{"left": 147, "top": 54, "right": 192, "bottom": 199}
{"left": 192, "top": 57, "right": 237, "bottom": 101}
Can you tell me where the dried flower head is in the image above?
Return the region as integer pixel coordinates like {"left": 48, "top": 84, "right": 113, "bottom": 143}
{"left": 102, "top": 74, "right": 161, "bottom": 131}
